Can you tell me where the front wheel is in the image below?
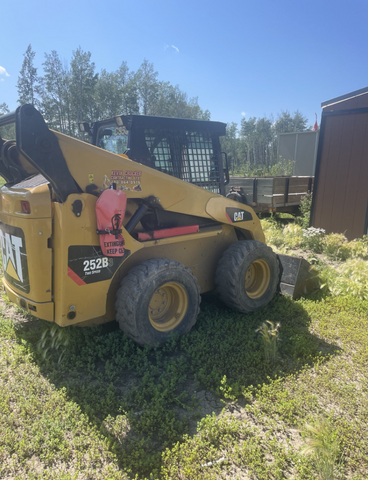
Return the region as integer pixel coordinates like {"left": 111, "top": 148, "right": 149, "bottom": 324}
{"left": 115, "top": 258, "right": 200, "bottom": 345}
{"left": 215, "top": 241, "right": 279, "bottom": 312}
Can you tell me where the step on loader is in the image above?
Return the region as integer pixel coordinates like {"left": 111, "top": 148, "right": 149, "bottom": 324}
{"left": 0, "top": 105, "right": 317, "bottom": 345}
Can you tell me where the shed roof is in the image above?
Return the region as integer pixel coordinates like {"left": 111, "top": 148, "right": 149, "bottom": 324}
{"left": 321, "top": 86, "right": 368, "bottom": 108}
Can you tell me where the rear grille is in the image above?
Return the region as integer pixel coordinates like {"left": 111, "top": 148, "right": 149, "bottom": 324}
{"left": 13, "top": 174, "right": 49, "bottom": 189}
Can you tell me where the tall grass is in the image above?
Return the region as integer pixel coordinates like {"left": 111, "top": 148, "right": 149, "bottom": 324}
{"left": 256, "top": 320, "right": 280, "bottom": 362}
{"left": 37, "top": 323, "right": 71, "bottom": 364}
{"left": 300, "top": 419, "right": 340, "bottom": 480}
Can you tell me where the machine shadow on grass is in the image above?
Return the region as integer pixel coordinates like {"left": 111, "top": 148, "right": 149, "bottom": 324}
{"left": 11, "top": 292, "right": 341, "bottom": 477}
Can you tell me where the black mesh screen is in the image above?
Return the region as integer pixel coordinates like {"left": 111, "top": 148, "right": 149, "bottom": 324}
{"left": 145, "top": 134, "right": 174, "bottom": 175}
{"left": 144, "top": 128, "right": 221, "bottom": 193}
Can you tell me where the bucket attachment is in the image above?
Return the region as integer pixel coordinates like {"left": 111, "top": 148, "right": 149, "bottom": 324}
{"left": 278, "top": 254, "right": 320, "bottom": 299}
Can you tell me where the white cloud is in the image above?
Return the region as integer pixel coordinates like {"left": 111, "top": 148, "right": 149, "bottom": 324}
{"left": 0, "top": 66, "right": 10, "bottom": 77}
{"left": 164, "top": 44, "right": 180, "bottom": 53}
{"left": 241, "top": 111, "right": 246, "bottom": 116}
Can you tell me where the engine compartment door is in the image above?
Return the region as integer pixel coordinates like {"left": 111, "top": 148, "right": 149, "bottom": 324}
{"left": 0, "top": 178, "right": 52, "bottom": 303}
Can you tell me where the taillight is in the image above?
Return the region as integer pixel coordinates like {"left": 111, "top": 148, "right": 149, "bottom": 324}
{"left": 21, "top": 201, "right": 31, "bottom": 214}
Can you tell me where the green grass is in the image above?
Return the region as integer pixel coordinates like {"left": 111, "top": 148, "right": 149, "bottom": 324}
{"left": 1, "top": 219, "right": 368, "bottom": 478}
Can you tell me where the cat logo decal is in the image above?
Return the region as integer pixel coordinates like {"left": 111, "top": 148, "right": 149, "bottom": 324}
{"left": 225, "top": 208, "right": 252, "bottom": 223}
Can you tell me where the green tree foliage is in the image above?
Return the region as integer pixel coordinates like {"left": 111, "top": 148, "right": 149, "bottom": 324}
{"left": 15, "top": 47, "right": 210, "bottom": 139}
{"left": 239, "top": 116, "right": 275, "bottom": 170}
{"left": 0, "top": 103, "right": 15, "bottom": 140}
{"left": 94, "top": 69, "right": 122, "bottom": 119}
{"left": 0, "top": 103, "right": 9, "bottom": 114}
{"left": 69, "top": 47, "right": 99, "bottom": 132}
{"left": 222, "top": 110, "right": 310, "bottom": 176}
{"left": 274, "top": 110, "right": 309, "bottom": 134}
{"left": 135, "top": 59, "right": 159, "bottom": 116}
{"left": 116, "top": 61, "right": 139, "bottom": 115}
{"left": 14, "top": 44, "right": 308, "bottom": 168}
{"left": 154, "top": 82, "right": 210, "bottom": 119}
{"left": 94, "top": 63, "right": 139, "bottom": 119}
{"left": 220, "top": 122, "right": 238, "bottom": 172}
{"left": 186, "top": 96, "right": 210, "bottom": 120}
{"left": 17, "top": 44, "right": 42, "bottom": 108}
{"left": 42, "top": 50, "right": 72, "bottom": 135}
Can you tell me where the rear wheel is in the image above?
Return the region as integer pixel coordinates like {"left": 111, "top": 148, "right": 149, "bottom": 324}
{"left": 115, "top": 258, "right": 200, "bottom": 345}
{"left": 215, "top": 240, "right": 279, "bottom": 312}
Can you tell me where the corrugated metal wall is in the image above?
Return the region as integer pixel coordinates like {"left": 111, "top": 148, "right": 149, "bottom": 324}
{"left": 278, "top": 131, "right": 319, "bottom": 176}
{"left": 311, "top": 92, "right": 368, "bottom": 240}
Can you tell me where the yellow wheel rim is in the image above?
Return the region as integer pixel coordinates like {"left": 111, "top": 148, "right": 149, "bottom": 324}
{"left": 148, "top": 282, "right": 188, "bottom": 332}
{"left": 244, "top": 260, "right": 270, "bottom": 299}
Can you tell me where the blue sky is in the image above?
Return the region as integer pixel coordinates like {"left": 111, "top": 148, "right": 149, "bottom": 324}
{"left": 1, "top": 0, "right": 367, "bottom": 130}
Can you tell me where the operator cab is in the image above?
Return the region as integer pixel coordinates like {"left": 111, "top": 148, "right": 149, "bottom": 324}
{"left": 81, "top": 115, "right": 229, "bottom": 195}
{"left": 97, "top": 126, "right": 129, "bottom": 155}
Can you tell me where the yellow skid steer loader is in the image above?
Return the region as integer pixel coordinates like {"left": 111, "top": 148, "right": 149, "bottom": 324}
{"left": 0, "top": 105, "right": 315, "bottom": 345}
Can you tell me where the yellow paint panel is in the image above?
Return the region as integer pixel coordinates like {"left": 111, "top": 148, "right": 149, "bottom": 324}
{"left": 55, "top": 132, "right": 188, "bottom": 209}
{"left": 3, "top": 278, "right": 54, "bottom": 321}
{"left": 205, "top": 196, "right": 265, "bottom": 242}
{"left": 0, "top": 184, "right": 53, "bottom": 304}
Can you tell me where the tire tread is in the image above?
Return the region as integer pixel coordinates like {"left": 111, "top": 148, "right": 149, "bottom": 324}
{"left": 115, "top": 258, "right": 200, "bottom": 345}
{"left": 215, "top": 240, "right": 279, "bottom": 312}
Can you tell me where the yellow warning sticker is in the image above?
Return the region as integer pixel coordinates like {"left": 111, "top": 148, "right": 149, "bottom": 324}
{"left": 88, "top": 173, "right": 94, "bottom": 183}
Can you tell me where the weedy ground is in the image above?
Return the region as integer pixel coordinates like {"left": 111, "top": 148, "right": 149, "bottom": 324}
{"left": 1, "top": 215, "right": 368, "bottom": 479}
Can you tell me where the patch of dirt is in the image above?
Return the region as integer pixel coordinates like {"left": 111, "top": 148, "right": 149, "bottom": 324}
{"left": 1, "top": 294, "right": 38, "bottom": 326}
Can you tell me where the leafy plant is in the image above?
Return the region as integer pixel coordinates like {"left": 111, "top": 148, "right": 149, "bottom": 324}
{"left": 299, "top": 192, "right": 312, "bottom": 229}
{"left": 103, "top": 414, "right": 130, "bottom": 444}
{"left": 282, "top": 223, "right": 304, "bottom": 249}
{"left": 346, "top": 236, "right": 368, "bottom": 260}
{"left": 268, "top": 157, "right": 295, "bottom": 176}
{"left": 261, "top": 220, "right": 286, "bottom": 249}
{"left": 323, "top": 233, "right": 350, "bottom": 261}
{"left": 219, "top": 375, "right": 238, "bottom": 402}
{"left": 329, "top": 259, "right": 368, "bottom": 300}
{"left": 233, "top": 157, "right": 295, "bottom": 177}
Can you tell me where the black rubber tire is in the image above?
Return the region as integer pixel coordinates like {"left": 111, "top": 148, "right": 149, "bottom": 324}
{"left": 215, "top": 240, "right": 279, "bottom": 312}
{"left": 115, "top": 258, "right": 200, "bottom": 346}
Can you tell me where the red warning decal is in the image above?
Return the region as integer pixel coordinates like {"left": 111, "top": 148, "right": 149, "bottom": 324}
{"left": 67, "top": 267, "right": 86, "bottom": 286}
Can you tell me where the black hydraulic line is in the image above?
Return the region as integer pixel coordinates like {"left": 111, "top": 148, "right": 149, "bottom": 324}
{"left": 125, "top": 204, "right": 149, "bottom": 234}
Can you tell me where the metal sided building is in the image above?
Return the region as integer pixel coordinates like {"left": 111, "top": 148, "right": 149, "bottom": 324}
{"left": 310, "top": 87, "right": 368, "bottom": 240}
{"left": 278, "top": 131, "right": 319, "bottom": 176}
